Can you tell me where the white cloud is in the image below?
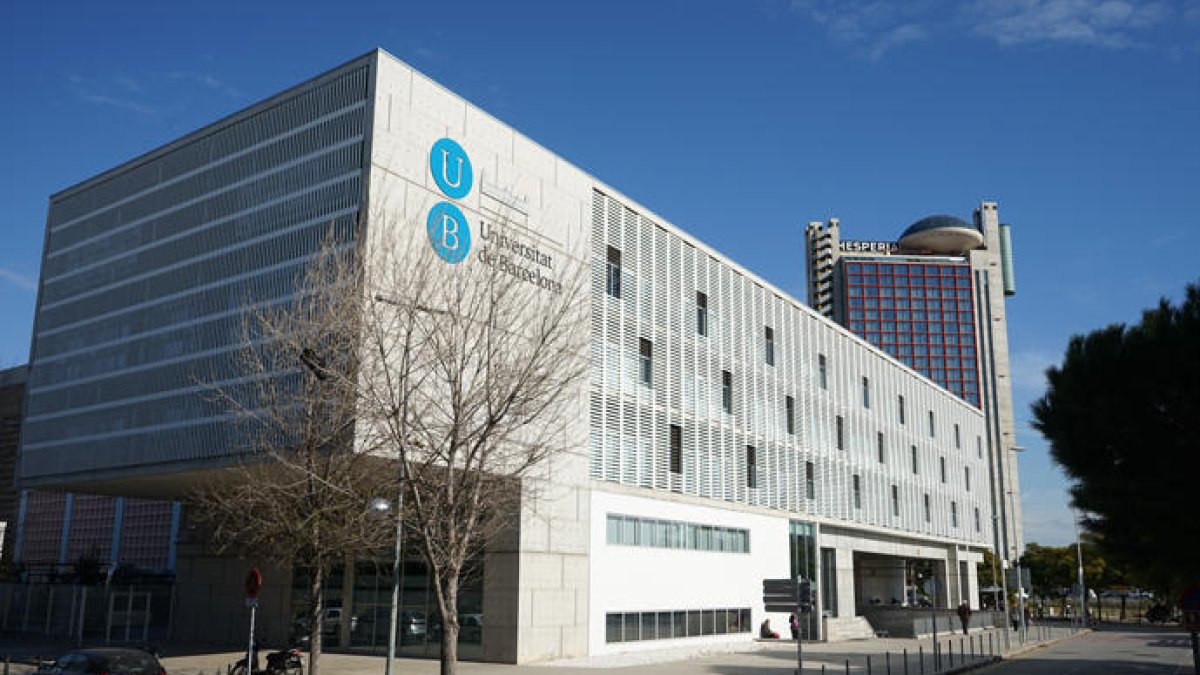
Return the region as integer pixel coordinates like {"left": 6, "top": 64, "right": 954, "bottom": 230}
{"left": 788, "top": 0, "right": 1189, "bottom": 56}
{"left": 964, "top": 0, "right": 1173, "bottom": 49}
{"left": 790, "top": 0, "right": 933, "bottom": 59}
{"left": 0, "top": 267, "right": 37, "bottom": 291}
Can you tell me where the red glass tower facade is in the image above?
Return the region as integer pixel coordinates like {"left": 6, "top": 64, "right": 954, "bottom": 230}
{"left": 841, "top": 258, "right": 980, "bottom": 406}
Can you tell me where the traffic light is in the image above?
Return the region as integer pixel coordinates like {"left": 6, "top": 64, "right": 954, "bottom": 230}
{"left": 799, "top": 579, "right": 813, "bottom": 610}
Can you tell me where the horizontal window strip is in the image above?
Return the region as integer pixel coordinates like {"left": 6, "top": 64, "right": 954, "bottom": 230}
{"left": 605, "top": 513, "right": 749, "bottom": 553}
{"left": 605, "top": 608, "right": 751, "bottom": 643}
{"left": 49, "top": 100, "right": 367, "bottom": 235}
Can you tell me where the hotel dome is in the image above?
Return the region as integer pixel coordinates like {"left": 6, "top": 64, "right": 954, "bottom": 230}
{"left": 897, "top": 215, "right": 984, "bottom": 253}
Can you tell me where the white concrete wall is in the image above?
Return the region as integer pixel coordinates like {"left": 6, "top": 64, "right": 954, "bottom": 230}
{"left": 588, "top": 487, "right": 792, "bottom": 654}
{"left": 367, "top": 51, "right": 595, "bottom": 663}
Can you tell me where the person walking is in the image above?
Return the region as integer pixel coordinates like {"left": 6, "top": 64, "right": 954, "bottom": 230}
{"left": 789, "top": 613, "right": 800, "bottom": 639}
{"left": 957, "top": 602, "right": 972, "bottom": 635}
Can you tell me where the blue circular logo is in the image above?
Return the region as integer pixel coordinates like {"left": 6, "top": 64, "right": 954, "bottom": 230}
{"left": 426, "top": 202, "right": 471, "bottom": 264}
{"left": 430, "top": 138, "right": 473, "bottom": 199}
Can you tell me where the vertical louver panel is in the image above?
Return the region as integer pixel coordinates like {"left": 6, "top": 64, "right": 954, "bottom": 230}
{"left": 586, "top": 190, "right": 990, "bottom": 546}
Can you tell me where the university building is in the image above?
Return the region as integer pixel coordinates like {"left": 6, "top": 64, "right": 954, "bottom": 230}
{"left": 18, "top": 49, "right": 1007, "bottom": 661}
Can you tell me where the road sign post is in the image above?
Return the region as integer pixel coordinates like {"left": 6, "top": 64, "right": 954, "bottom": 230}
{"left": 244, "top": 568, "right": 263, "bottom": 673}
{"left": 1180, "top": 586, "right": 1200, "bottom": 674}
{"left": 763, "top": 578, "right": 816, "bottom": 675}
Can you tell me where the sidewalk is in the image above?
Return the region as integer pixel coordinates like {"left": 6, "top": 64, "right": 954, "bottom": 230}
{"left": 0, "top": 624, "right": 1085, "bottom": 675}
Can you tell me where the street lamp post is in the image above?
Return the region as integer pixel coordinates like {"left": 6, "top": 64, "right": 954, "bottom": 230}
{"left": 369, "top": 454, "right": 406, "bottom": 675}
{"left": 1073, "top": 509, "right": 1086, "bottom": 628}
{"left": 377, "top": 406, "right": 408, "bottom": 675}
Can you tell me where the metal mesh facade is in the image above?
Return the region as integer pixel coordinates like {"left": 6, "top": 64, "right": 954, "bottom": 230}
{"left": 589, "top": 190, "right": 990, "bottom": 545}
{"left": 20, "top": 66, "right": 370, "bottom": 481}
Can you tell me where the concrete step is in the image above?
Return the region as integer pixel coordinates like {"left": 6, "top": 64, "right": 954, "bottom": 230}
{"left": 824, "top": 616, "right": 878, "bottom": 641}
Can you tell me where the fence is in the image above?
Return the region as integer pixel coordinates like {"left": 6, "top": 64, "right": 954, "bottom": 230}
{"left": 0, "top": 583, "right": 174, "bottom": 645}
{"left": 807, "top": 621, "right": 1083, "bottom": 674}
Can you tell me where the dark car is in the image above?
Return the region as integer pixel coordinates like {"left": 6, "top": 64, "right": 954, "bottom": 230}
{"left": 39, "top": 649, "right": 165, "bottom": 675}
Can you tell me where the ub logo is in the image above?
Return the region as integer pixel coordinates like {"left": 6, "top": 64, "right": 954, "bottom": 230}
{"left": 427, "top": 138, "right": 473, "bottom": 263}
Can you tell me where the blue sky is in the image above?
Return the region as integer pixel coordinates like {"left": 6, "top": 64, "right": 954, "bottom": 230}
{"left": 2, "top": 0, "right": 1197, "bottom": 546}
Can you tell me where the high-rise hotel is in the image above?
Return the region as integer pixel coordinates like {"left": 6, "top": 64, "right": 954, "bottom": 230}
{"left": 20, "top": 49, "right": 1002, "bottom": 661}
{"left": 805, "top": 209, "right": 1024, "bottom": 566}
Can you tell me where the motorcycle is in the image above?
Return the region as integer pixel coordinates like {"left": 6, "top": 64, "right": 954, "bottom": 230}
{"left": 228, "top": 643, "right": 304, "bottom": 675}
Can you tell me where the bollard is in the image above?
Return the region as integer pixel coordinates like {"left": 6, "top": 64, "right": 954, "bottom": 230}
{"left": 822, "top": 665, "right": 826, "bottom": 675}
{"left": 904, "top": 647, "right": 909, "bottom": 675}
{"left": 867, "top": 654, "right": 872, "bottom": 674}
{"left": 949, "top": 639, "right": 954, "bottom": 667}
{"left": 886, "top": 650, "right": 891, "bottom": 675}
{"left": 989, "top": 631, "right": 994, "bottom": 656}
{"left": 919, "top": 645, "right": 924, "bottom": 675}
{"left": 845, "top": 659, "right": 850, "bottom": 674}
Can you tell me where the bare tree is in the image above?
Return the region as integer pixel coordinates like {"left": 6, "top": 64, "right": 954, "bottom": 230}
{"left": 193, "top": 206, "right": 587, "bottom": 675}
{"left": 354, "top": 213, "right": 589, "bottom": 675}
{"left": 189, "top": 227, "right": 391, "bottom": 675}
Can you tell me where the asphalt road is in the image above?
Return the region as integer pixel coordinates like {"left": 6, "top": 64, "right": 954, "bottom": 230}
{"left": 982, "top": 625, "right": 1196, "bottom": 674}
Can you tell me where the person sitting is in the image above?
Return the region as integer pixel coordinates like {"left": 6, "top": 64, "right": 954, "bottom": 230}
{"left": 760, "top": 618, "right": 779, "bottom": 639}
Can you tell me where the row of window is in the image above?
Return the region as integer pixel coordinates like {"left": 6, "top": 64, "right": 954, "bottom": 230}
{"left": 845, "top": 262, "right": 970, "bottom": 276}
{"left": 608, "top": 247, "right": 779, "bottom": 367}
{"left": 605, "top": 608, "right": 751, "bottom": 644}
{"left": 848, "top": 293, "right": 972, "bottom": 307}
{"left": 606, "top": 514, "right": 750, "bottom": 553}
{"left": 850, "top": 476, "right": 981, "bottom": 530}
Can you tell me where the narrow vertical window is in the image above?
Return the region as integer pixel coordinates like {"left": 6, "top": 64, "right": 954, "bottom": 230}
{"left": 605, "top": 246, "right": 622, "bottom": 298}
{"left": 976, "top": 435, "right": 983, "bottom": 459}
{"left": 911, "top": 445, "right": 918, "bottom": 474}
{"left": 891, "top": 485, "right": 900, "bottom": 517}
{"left": 954, "top": 423, "right": 961, "bottom": 449}
{"left": 764, "top": 326, "right": 775, "bottom": 366}
{"left": 964, "top": 466, "right": 971, "bottom": 491}
{"left": 805, "top": 462, "right": 815, "bottom": 499}
{"left": 877, "top": 432, "right": 885, "bottom": 463}
{"left": 746, "top": 446, "right": 757, "bottom": 488}
{"left": 852, "top": 475, "right": 862, "bottom": 509}
{"left": 923, "top": 494, "right": 931, "bottom": 523}
{"left": 696, "top": 291, "right": 708, "bottom": 336}
{"left": 928, "top": 410, "right": 936, "bottom": 438}
{"left": 974, "top": 507, "right": 981, "bottom": 532}
{"left": 818, "top": 353, "right": 827, "bottom": 389}
{"left": 898, "top": 395, "right": 906, "bottom": 424}
{"left": 721, "top": 370, "right": 733, "bottom": 413}
{"left": 638, "top": 338, "right": 652, "bottom": 386}
{"left": 951, "top": 501, "right": 959, "bottom": 528}
{"left": 669, "top": 424, "right": 682, "bottom": 474}
{"left": 836, "top": 415, "right": 844, "bottom": 450}
{"left": 785, "top": 396, "right": 795, "bottom": 435}
{"left": 862, "top": 376, "right": 870, "bottom": 408}
{"left": 939, "top": 456, "right": 947, "bottom": 483}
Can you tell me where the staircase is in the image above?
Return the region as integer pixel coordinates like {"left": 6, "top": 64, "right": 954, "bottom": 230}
{"left": 823, "top": 616, "right": 879, "bottom": 641}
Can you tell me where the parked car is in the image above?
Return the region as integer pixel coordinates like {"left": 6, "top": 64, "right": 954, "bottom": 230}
{"left": 38, "top": 648, "right": 165, "bottom": 675}
{"left": 352, "top": 607, "right": 427, "bottom": 645}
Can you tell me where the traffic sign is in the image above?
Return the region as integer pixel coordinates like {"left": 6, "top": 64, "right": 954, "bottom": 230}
{"left": 245, "top": 567, "right": 263, "bottom": 599}
{"left": 762, "top": 578, "right": 816, "bottom": 614}
{"left": 763, "top": 577, "right": 797, "bottom": 613}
